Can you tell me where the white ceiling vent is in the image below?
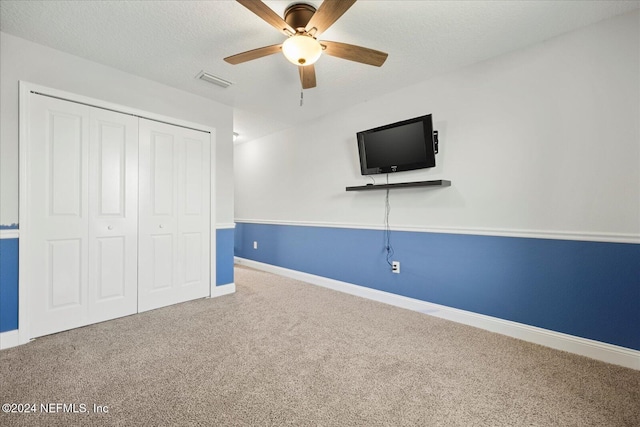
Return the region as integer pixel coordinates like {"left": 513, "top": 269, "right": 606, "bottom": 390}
{"left": 196, "top": 71, "right": 233, "bottom": 88}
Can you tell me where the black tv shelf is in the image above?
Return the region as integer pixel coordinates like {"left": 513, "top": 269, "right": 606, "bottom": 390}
{"left": 346, "top": 180, "right": 451, "bottom": 191}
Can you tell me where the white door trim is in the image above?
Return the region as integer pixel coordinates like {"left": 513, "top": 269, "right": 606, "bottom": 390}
{"left": 18, "top": 81, "right": 217, "bottom": 345}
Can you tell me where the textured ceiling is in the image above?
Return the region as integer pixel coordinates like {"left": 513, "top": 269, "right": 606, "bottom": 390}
{"left": 1, "top": 0, "right": 638, "bottom": 142}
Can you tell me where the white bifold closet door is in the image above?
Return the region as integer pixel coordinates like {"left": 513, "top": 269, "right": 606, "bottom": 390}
{"left": 137, "top": 119, "right": 211, "bottom": 312}
{"left": 27, "top": 95, "right": 139, "bottom": 338}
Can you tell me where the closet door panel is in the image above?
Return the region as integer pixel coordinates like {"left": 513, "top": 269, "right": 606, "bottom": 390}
{"left": 151, "top": 133, "right": 176, "bottom": 216}
{"left": 49, "top": 113, "right": 83, "bottom": 216}
{"left": 138, "top": 119, "right": 210, "bottom": 312}
{"left": 180, "top": 135, "right": 210, "bottom": 295}
{"left": 183, "top": 232, "right": 203, "bottom": 285}
{"left": 97, "top": 123, "right": 125, "bottom": 215}
{"left": 151, "top": 234, "right": 174, "bottom": 290}
{"left": 138, "top": 125, "right": 178, "bottom": 311}
{"left": 88, "top": 109, "right": 138, "bottom": 322}
{"left": 184, "top": 138, "right": 204, "bottom": 215}
{"left": 95, "top": 236, "right": 126, "bottom": 299}
{"left": 27, "top": 96, "right": 90, "bottom": 338}
{"left": 27, "top": 95, "right": 138, "bottom": 338}
{"left": 48, "top": 239, "right": 83, "bottom": 308}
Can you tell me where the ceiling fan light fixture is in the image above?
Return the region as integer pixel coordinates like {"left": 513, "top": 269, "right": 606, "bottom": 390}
{"left": 282, "top": 35, "right": 322, "bottom": 66}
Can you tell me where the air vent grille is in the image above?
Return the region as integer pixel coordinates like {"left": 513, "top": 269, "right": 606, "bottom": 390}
{"left": 196, "top": 71, "right": 233, "bottom": 88}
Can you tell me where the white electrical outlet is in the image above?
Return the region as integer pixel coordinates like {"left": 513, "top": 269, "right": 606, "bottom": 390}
{"left": 253, "top": 241, "right": 258, "bottom": 249}
{"left": 392, "top": 261, "right": 400, "bottom": 274}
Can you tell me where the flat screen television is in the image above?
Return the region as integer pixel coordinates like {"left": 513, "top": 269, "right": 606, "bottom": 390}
{"left": 356, "top": 114, "right": 436, "bottom": 175}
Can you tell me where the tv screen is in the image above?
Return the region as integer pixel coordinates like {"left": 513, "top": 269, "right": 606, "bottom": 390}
{"left": 356, "top": 114, "right": 436, "bottom": 175}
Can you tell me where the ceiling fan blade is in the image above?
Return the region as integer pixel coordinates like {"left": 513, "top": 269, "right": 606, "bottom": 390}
{"left": 237, "top": 0, "right": 296, "bottom": 36}
{"left": 224, "top": 44, "right": 282, "bottom": 65}
{"left": 321, "top": 40, "right": 388, "bottom": 67}
{"left": 299, "top": 65, "right": 317, "bottom": 89}
{"left": 305, "top": 0, "right": 357, "bottom": 36}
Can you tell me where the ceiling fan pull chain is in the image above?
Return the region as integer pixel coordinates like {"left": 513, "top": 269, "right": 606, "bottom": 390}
{"left": 300, "top": 90, "right": 304, "bottom": 107}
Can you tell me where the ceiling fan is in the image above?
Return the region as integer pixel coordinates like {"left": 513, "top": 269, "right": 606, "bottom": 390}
{"left": 224, "top": 0, "right": 388, "bottom": 89}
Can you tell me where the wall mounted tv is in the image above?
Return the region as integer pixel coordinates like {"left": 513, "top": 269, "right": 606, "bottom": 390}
{"left": 356, "top": 114, "right": 437, "bottom": 175}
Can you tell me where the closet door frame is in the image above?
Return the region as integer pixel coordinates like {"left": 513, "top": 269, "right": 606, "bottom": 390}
{"left": 18, "top": 81, "right": 217, "bottom": 345}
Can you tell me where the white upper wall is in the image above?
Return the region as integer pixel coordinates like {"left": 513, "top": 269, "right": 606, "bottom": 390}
{"left": 0, "top": 32, "right": 234, "bottom": 227}
{"left": 234, "top": 10, "right": 639, "bottom": 241}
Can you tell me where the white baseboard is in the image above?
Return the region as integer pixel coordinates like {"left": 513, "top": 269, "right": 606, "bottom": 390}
{"left": 211, "top": 282, "right": 236, "bottom": 298}
{"left": 0, "top": 329, "right": 20, "bottom": 350}
{"left": 235, "top": 257, "right": 640, "bottom": 370}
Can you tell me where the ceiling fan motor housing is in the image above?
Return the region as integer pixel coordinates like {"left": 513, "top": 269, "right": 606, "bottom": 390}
{"left": 284, "top": 3, "right": 317, "bottom": 32}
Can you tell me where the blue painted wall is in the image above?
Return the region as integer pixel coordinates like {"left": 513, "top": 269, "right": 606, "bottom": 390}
{"left": 235, "top": 222, "right": 640, "bottom": 351}
{"left": 0, "top": 238, "right": 19, "bottom": 333}
{"left": 0, "top": 228, "right": 234, "bottom": 334}
{"left": 216, "top": 228, "right": 235, "bottom": 286}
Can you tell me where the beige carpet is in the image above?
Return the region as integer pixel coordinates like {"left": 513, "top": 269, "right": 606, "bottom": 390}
{"left": 1, "top": 265, "right": 638, "bottom": 426}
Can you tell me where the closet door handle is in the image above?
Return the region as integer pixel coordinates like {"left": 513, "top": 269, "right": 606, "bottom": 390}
{"left": 159, "top": 224, "right": 164, "bottom": 229}
{"left": 107, "top": 225, "right": 113, "bottom": 230}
